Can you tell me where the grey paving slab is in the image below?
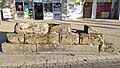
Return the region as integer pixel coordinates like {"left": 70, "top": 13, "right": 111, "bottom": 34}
{"left": 0, "top": 53, "right": 120, "bottom": 68}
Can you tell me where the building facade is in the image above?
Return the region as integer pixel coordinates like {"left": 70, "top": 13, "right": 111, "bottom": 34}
{"left": 84, "top": 0, "right": 120, "bottom": 20}
{"left": 1, "top": 0, "right": 120, "bottom": 20}
{"left": 15, "top": 0, "right": 62, "bottom": 20}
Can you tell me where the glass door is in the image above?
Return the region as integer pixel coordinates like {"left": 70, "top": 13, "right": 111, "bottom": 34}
{"left": 44, "top": 3, "right": 53, "bottom": 20}
{"left": 34, "top": 3, "right": 44, "bottom": 19}
{"left": 53, "top": 0, "right": 62, "bottom": 20}
{"left": 83, "top": 0, "right": 93, "bottom": 18}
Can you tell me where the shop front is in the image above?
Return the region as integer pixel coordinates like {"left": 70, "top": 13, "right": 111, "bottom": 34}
{"left": 111, "top": 0, "right": 119, "bottom": 19}
{"left": 83, "top": 0, "right": 93, "bottom": 18}
{"left": 83, "top": 0, "right": 120, "bottom": 19}
{"left": 14, "top": 0, "right": 120, "bottom": 20}
{"left": 67, "top": 0, "right": 83, "bottom": 19}
{"left": 15, "top": 0, "right": 62, "bottom": 20}
{"left": 15, "top": 0, "right": 24, "bottom": 19}
{"left": 96, "top": 0, "right": 111, "bottom": 19}
{"left": 83, "top": 0, "right": 112, "bottom": 19}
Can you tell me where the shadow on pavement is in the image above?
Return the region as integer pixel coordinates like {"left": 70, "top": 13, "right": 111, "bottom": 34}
{"left": 0, "top": 32, "right": 7, "bottom": 52}
{"left": 64, "top": 20, "right": 120, "bottom": 30}
{"left": 91, "top": 25, "right": 120, "bottom": 30}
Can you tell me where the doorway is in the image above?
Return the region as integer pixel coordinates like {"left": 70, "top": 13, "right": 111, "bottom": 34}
{"left": 83, "top": 2, "right": 93, "bottom": 18}
{"left": 34, "top": 3, "right": 43, "bottom": 20}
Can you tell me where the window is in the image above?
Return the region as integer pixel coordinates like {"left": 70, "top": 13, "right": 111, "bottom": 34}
{"left": 15, "top": 0, "right": 23, "bottom": 2}
{"left": 43, "top": 0, "right": 52, "bottom": 2}
{"left": 33, "top": 0, "right": 42, "bottom": 2}
{"left": 15, "top": 2, "right": 23, "bottom": 11}
{"left": 84, "top": 0, "right": 93, "bottom": 2}
{"left": 53, "top": 0, "right": 61, "bottom": 3}
{"left": 53, "top": 3, "right": 61, "bottom": 12}
{"left": 97, "top": 0, "right": 111, "bottom": 2}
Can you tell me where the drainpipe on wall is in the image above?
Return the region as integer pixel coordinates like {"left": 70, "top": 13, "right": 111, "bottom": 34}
{"left": 91, "top": 0, "right": 97, "bottom": 19}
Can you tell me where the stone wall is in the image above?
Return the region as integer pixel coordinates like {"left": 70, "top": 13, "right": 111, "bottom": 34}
{"left": 2, "top": 22, "right": 114, "bottom": 53}
{"left": 8, "top": 22, "right": 80, "bottom": 45}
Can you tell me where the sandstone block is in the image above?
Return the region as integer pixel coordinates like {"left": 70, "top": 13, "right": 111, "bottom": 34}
{"left": 2, "top": 43, "right": 36, "bottom": 53}
{"left": 101, "top": 42, "right": 114, "bottom": 52}
{"left": 50, "top": 24, "right": 71, "bottom": 34}
{"left": 48, "top": 33, "right": 60, "bottom": 45}
{"left": 36, "top": 45, "right": 98, "bottom": 52}
{"left": 80, "top": 33, "right": 100, "bottom": 45}
{"left": 80, "top": 34, "right": 91, "bottom": 45}
{"left": 25, "top": 34, "right": 48, "bottom": 44}
{"left": 15, "top": 22, "right": 49, "bottom": 35}
{"left": 7, "top": 33, "right": 24, "bottom": 44}
{"left": 60, "top": 33, "right": 79, "bottom": 45}
{"left": 33, "top": 22, "right": 49, "bottom": 35}
{"left": 37, "top": 45, "right": 58, "bottom": 52}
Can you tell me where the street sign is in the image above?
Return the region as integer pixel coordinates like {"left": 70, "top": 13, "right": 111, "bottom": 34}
{"left": 2, "top": 8, "right": 12, "bottom": 19}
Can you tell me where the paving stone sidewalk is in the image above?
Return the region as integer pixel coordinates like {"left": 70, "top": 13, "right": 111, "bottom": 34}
{"left": 0, "top": 52, "right": 120, "bottom": 68}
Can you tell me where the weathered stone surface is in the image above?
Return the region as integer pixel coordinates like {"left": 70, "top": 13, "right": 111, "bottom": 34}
{"left": 37, "top": 45, "right": 99, "bottom": 52}
{"left": 15, "top": 22, "right": 49, "bottom": 35}
{"left": 80, "top": 34, "right": 90, "bottom": 45}
{"left": 48, "top": 33, "right": 60, "bottom": 45}
{"left": 80, "top": 33, "right": 100, "bottom": 45}
{"left": 50, "top": 24, "right": 71, "bottom": 34}
{"left": 25, "top": 34, "right": 48, "bottom": 44}
{"left": 33, "top": 22, "right": 49, "bottom": 35}
{"left": 2, "top": 43, "right": 36, "bottom": 53}
{"left": 2, "top": 42, "right": 99, "bottom": 53}
{"left": 100, "top": 42, "right": 114, "bottom": 52}
{"left": 7, "top": 33, "right": 24, "bottom": 44}
{"left": 60, "top": 32, "right": 79, "bottom": 45}
{"left": 37, "top": 45, "right": 58, "bottom": 52}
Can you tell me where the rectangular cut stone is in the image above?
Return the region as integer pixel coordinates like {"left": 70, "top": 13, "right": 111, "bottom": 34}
{"left": 60, "top": 32, "right": 79, "bottom": 45}
{"left": 61, "top": 24, "right": 71, "bottom": 34}
{"left": 2, "top": 43, "right": 36, "bottom": 53}
{"left": 48, "top": 33, "right": 60, "bottom": 45}
{"left": 50, "top": 24, "right": 71, "bottom": 34}
{"left": 15, "top": 22, "right": 49, "bottom": 35}
{"left": 36, "top": 45, "right": 98, "bottom": 52}
{"left": 91, "top": 36, "right": 101, "bottom": 45}
{"left": 80, "top": 33, "right": 100, "bottom": 45}
{"left": 37, "top": 44, "right": 58, "bottom": 52}
{"left": 80, "top": 33, "right": 91, "bottom": 45}
{"left": 25, "top": 34, "right": 48, "bottom": 44}
{"left": 7, "top": 33, "right": 24, "bottom": 44}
